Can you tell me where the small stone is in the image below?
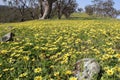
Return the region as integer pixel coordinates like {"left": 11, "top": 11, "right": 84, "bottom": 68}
{"left": 1, "top": 32, "right": 15, "bottom": 42}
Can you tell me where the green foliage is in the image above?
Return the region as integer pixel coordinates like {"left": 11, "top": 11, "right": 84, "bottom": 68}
{"left": 0, "top": 19, "right": 120, "bottom": 80}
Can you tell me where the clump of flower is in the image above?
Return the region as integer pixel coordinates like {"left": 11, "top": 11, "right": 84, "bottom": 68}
{"left": 34, "top": 68, "right": 42, "bottom": 73}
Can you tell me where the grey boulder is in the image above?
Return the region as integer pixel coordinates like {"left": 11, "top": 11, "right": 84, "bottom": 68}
{"left": 1, "top": 32, "right": 15, "bottom": 42}
{"left": 73, "top": 58, "right": 102, "bottom": 80}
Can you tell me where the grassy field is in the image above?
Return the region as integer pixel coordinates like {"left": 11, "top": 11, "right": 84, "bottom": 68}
{"left": 0, "top": 15, "right": 120, "bottom": 80}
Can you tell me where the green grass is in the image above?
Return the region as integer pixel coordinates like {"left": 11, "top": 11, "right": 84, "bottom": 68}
{"left": 0, "top": 15, "right": 120, "bottom": 80}
{"left": 70, "top": 12, "right": 117, "bottom": 20}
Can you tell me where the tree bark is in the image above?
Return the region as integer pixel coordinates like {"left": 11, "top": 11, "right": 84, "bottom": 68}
{"left": 40, "top": 3, "right": 43, "bottom": 17}
{"left": 47, "top": 2, "right": 53, "bottom": 18}
{"left": 57, "top": 1, "right": 62, "bottom": 19}
{"left": 39, "top": 0, "right": 49, "bottom": 19}
{"left": 39, "top": 0, "right": 57, "bottom": 19}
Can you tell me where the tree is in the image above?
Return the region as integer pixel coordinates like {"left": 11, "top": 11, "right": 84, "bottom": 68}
{"left": 38, "top": 0, "right": 77, "bottom": 19}
{"left": 2, "top": 0, "right": 77, "bottom": 21}
{"left": 52, "top": 0, "right": 77, "bottom": 19}
{"left": 91, "top": 0, "right": 120, "bottom": 18}
{"left": 62, "top": 0, "right": 77, "bottom": 18}
{"left": 78, "top": 8, "right": 83, "bottom": 12}
{"left": 3, "top": 0, "right": 40, "bottom": 21}
{"left": 38, "top": 0, "right": 57, "bottom": 19}
{"left": 3, "top": 0, "right": 27, "bottom": 21}
{"left": 2, "top": 0, "right": 40, "bottom": 22}
{"left": 85, "top": 5, "right": 94, "bottom": 15}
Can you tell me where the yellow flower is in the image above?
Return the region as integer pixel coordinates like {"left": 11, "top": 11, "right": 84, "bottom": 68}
{"left": 14, "top": 78, "right": 20, "bottom": 80}
{"left": 117, "top": 68, "right": 120, "bottom": 72}
{"left": 10, "top": 67, "right": 14, "bottom": 71}
{"left": 49, "top": 78, "right": 54, "bottom": 80}
{"left": 32, "top": 58, "right": 35, "bottom": 61}
{"left": 34, "top": 76, "right": 42, "bottom": 80}
{"left": 0, "top": 74, "right": 2, "bottom": 78}
{"left": 9, "top": 58, "right": 15, "bottom": 63}
{"left": 34, "top": 34, "right": 39, "bottom": 37}
{"left": 114, "top": 54, "right": 120, "bottom": 58}
{"left": 39, "top": 54, "right": 46, "bottom": 59}
{"left": 15, "top": 54, "right": 20, "bottom": 57}
{"left": 104, "top": 66, "right": 109, "bottom": 71}
{"left": 0, "top": 63, "right": 2, "bottom": 66}
{"left": 50, "top": 65, "right": 54, "bottom": 68}
{"left": 34, "top": 68, "right": 42, "bottom": 73}
{"left": 106, "top": 69, "right": 114, "bottom": 76}
{"left": 23, "top": 56, "right": 29, "bottom": 61}
{"left": 1, "top": 50, "right": 8, "bottom": 54}
{"left": 11, "top": 53, "right": 16, "bottom": 57}
{"left": 19, "top": 72, "right": 28, "bottom": 78}
{"left": 69, "top": 77, "right": 77, "bottom": 80}
{"left": 48, "top": 47, "right": 58, "bottom": 51}
{"left": 34, "top": 46, "right": 39, "bottom": 50}
{"left": 65, "top": 70, "right": 72, "bottom": 75}
{"left": 25, "top": 42, "right": 33, "bottom": 46}
{"left": 54, "top": 72, "right": 59, "bottom": 76}
{"left": 3, "top": 68, "right": 9, "bottom": 72}
{"left": 75, "top": 39, "right": 82, "bottom": 44}
{"left": 93, "top": 49, "right": 100, "bottom": 54}
{"left": 118, "top": 59, "right": 120, "bottom": 62}
{"left": 102, "top": 54, "right": 111, "bottom": 60}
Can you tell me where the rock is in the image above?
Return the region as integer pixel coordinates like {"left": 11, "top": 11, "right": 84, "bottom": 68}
{"left": 73, "top": 58, "right": 101, "bottom": 80}
{"left": 1, "top": 32, "right": 15, "bottom": 42}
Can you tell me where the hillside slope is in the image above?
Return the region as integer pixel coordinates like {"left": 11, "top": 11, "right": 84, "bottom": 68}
{"left": 0, "top": 19, "right": 120, "bottom": 80}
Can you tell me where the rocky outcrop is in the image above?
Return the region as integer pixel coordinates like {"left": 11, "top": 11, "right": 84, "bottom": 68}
{"left": 73, "top": 58, "right": 101, "bottom": 80}
{"left": 1, "top": 32, "right": 15, "bottom": 42}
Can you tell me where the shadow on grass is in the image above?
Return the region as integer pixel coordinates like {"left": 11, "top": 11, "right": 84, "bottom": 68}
{"left": 68, "top": 16, "right": 103, "bottom": 20}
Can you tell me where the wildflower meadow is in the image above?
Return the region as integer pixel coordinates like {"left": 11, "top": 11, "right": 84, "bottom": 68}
{"left": 0, "top": 19, "right": 120, "bottom": 80}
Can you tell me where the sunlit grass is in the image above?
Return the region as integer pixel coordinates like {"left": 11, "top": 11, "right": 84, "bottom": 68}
{"left": 0, "top": 19, "right": 120, "bottom": 80}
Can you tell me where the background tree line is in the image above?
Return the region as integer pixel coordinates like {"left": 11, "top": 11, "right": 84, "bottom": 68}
{"left": 85, "top": 0, "right": 120, "bottom": 18}
{"left": 0, "top": 0, "right": 120, "bottom": 22}
{"left": 0, "top": 0, "right": 77, "bottom": 22}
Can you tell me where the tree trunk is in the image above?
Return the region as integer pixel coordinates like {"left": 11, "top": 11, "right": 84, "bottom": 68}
{"left": 39, "top": 0, "right": 49, "bottom": 19}
{"left": 39, "top": 0, "right": 57, "bottom": 19}
{"left": 47, "top": 2, "right": 53, "bottom": 18}
{"left": 39, "top": 0, "right": 43, "bottom": 18}
{"left": 57, "top": 1, "right": 62, "bottom": 19}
